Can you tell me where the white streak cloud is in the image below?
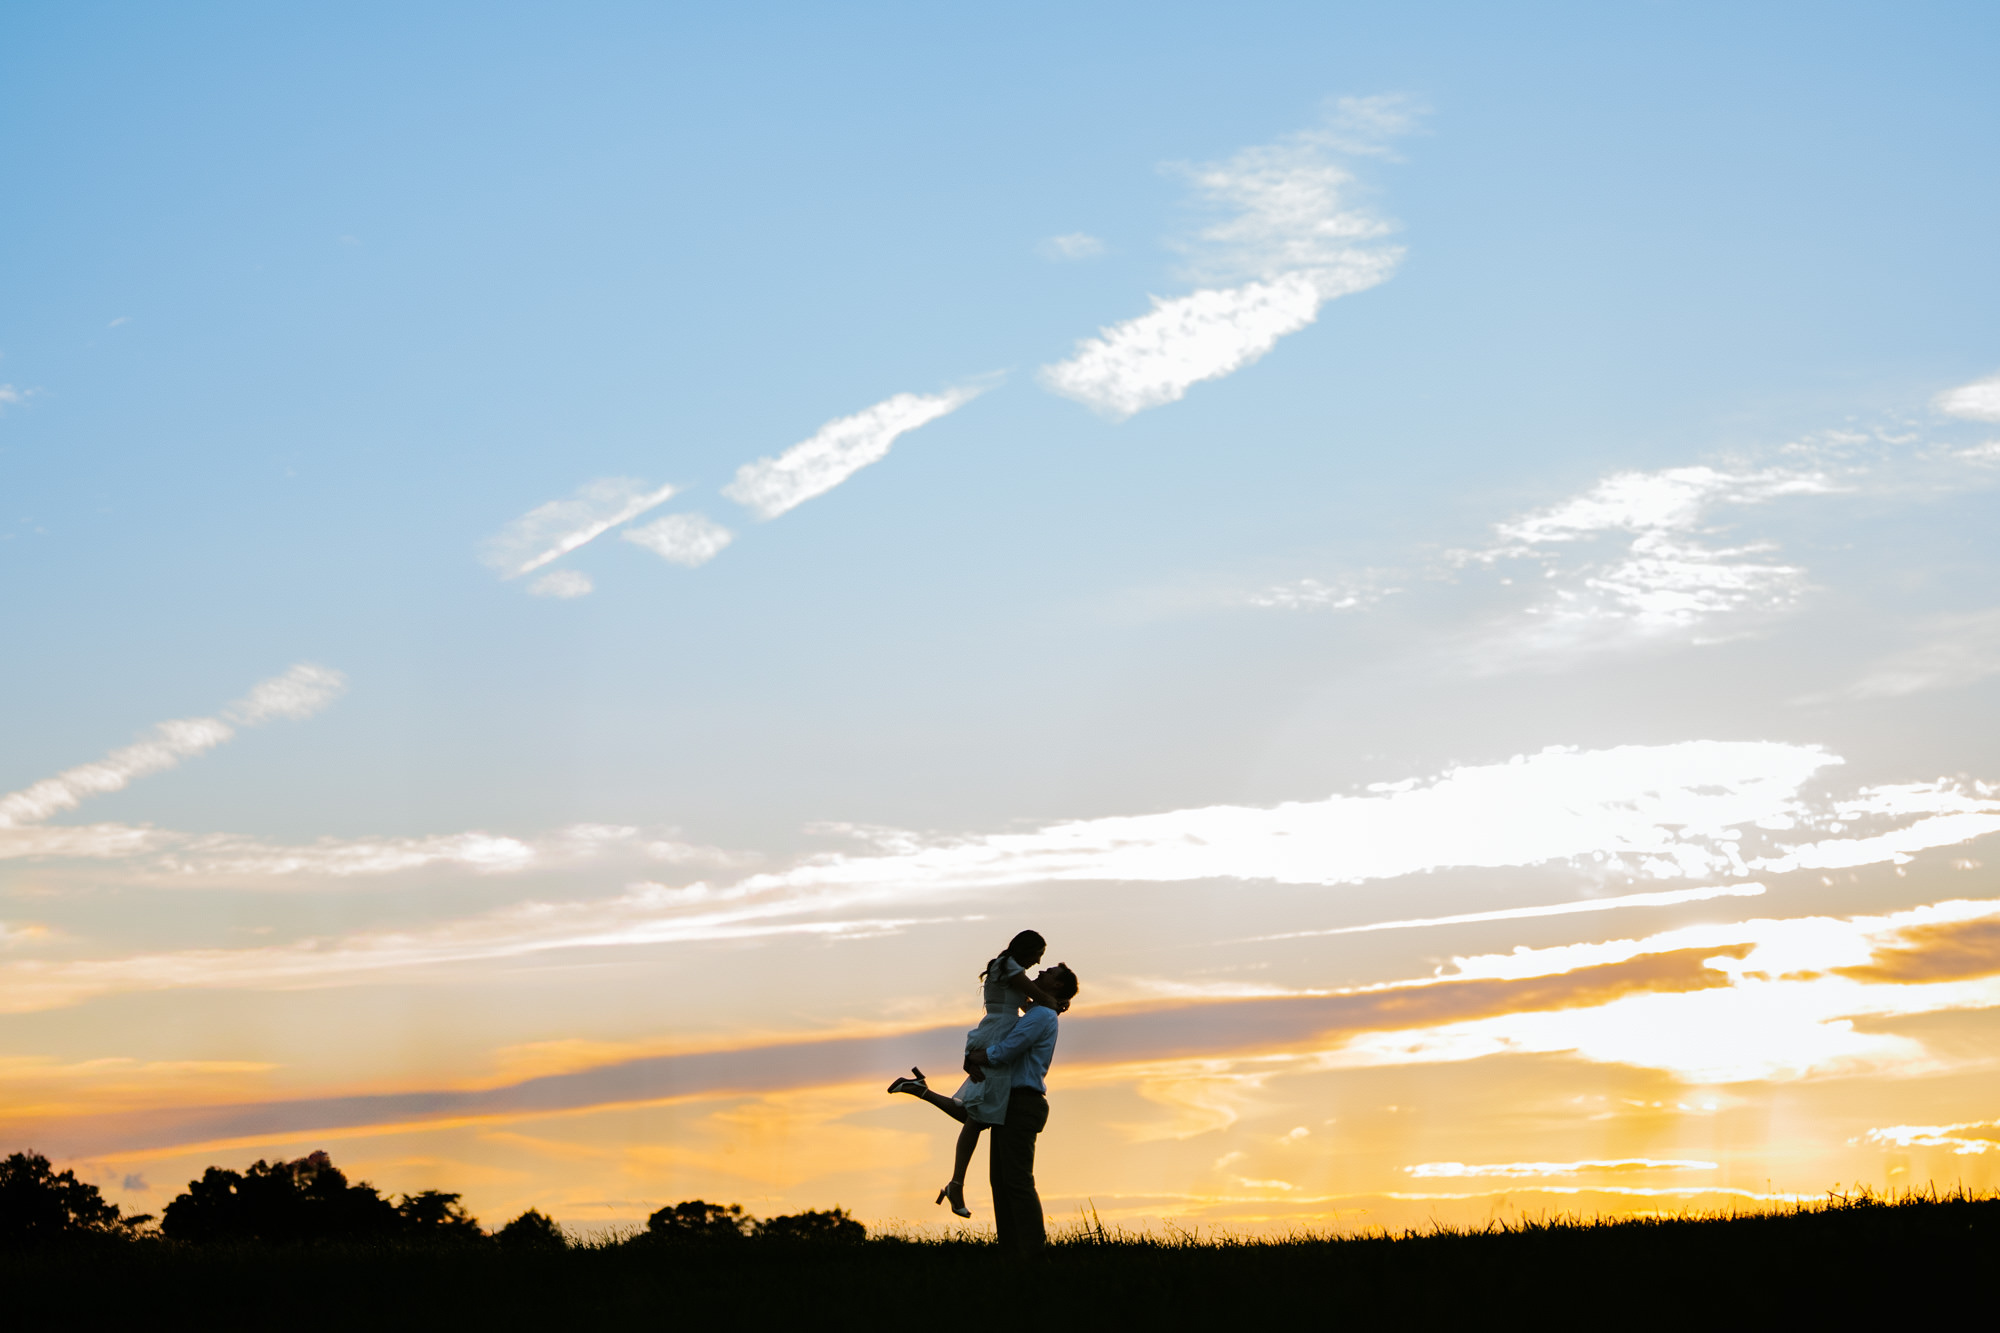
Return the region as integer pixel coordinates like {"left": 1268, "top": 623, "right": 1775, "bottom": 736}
{"left": 0, "top": 665, "right": 346, "bottom": 829}
{"left": 1040, "top": 274, "right": 1338, "bottom": 419}
{"left": 220, "top": 663, "right": 347, "bottom": 725}
{"left": 482, "top": 478, "right": 677, "bottom": 578}
{"left": 528, "top": 570, "right": 594, "bottom": 598}
{"left": 1040, "top": 100, "right": 1409, "bottom": 419}
{"left": 1862, "top": 1118, "right": 2000, "bottom": 1155}
{"left": 722, "top": 388, "right": 984, "bottom": 520}
{"left": 1247, "top": 574, "right": 1395, "bottom": 611}
{"left": 1406, "top": 1159, "right": 1717, "bottom": 1178}
{"left": 622, "top": 512, "right": 734, "bottom": 567}
{"left": 734, "top": 743, "right": 1842, "bottom": 894}
{"left": 1039, "top": 233, "right": 1105, "bottom": 260}
{"left": 1937, "top": 371, "right": 2000, "bottom": 422}
{"left": 1245, "top": 882, "right": 1768, "bottom": 942}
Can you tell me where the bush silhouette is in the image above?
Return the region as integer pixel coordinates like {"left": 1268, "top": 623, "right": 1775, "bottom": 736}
{"left": 752, "top": 1208, "right": 865, "bottom": 1244}
{"left": 496, "top": 1208, "right": 568, "bottom": 1250}
{"left": 161, "top": 1151, "right": 408, "bottom": 1244}
{"left": 644, "top": 1200, "right": 746, "bottom": 1242}
{"left": 0, "top": 1151, "right": 149, "bottom": 1245}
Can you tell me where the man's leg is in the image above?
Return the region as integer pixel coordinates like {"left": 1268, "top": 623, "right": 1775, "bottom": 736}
{"left": 988, "top": 1090, "right": 1049, "bottom": 1255}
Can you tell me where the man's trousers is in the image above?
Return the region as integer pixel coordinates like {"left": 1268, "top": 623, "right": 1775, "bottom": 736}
{"left": 989, "top": 1087, "right": 1050, "bottom": 1255}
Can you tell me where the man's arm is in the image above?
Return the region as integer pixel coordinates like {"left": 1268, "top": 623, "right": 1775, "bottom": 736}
{"left": 984, "top": 1006, "right": 1055, "bottom": 1066}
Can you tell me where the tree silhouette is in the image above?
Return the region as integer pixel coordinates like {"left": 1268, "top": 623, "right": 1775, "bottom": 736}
{"left": 496, "top": 1208, "right": 568, "bottom": 1250}
{"left": 752, "top": 1207, "right": 865, "bottom": 1244}
{"left": 160, "top": 1151, "right": 403, "bottom": 1243}
{"left": 0, "top": 1151, "right": 149, "bottom": 1245}
{"left": 644, "top": 1199, "right": 747, "bottom": 1242}
{"left": 395, "top": 1189, "right": 483, "bottom": 1239}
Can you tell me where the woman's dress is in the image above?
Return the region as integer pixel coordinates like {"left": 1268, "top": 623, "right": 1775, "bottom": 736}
{"left": 953, "top": 955, "right": 1023, "bottom": 1125}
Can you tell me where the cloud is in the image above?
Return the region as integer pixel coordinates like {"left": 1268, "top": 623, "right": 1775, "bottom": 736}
{"left": 220, "top": 663, "right": 347, "bottom": 725}
{"left": 0, "top": 665, "right": 346, "bottom": 829}
{"left": 722, "top": 388, "right": 984, "bottom": 520}
{"left": 21, "top": 896, "right": 2000, "bottom": 1156}
{"left": 481, "top": 478, "right": 678, "bottom": 579}
{"left": 1040, "top": 277, "right": 1339, "bottom": 418}
{"left": 1937, "top": 371, "right": 2000, "bottom": 422}
{"left": 1244, "top": 882, "right": 1769, "bottom": 942}
{"left": 1451, "top": 464, "right": 1847, "bottom": 659}
{"left": 1862, "top": 1117, "right": 2000, "bottom": 1155}
{"left": 622, "top": 513, "right": 734, "bottom": 567}
{"left": 1804, "top": 609, "right": 2000, "bottom": 701}
{"left": 728, "top": 742, "right": 1841, "bottom": 894}
{"left": 0, "top": 892, "right": 962, "bottom": 1014}
{"left": 1039, "top": 233, "right": 1105, "bottom": 260}
{"left": 0, "top": 819, "right": 747, "bottom": 881}
{"left": 1486, "top": 466, "right": 1839, "bottom": 547}
{"left": 1834, "top": 915, "right": 2000, "bottom": 984}
{"left": 1405, "top": 1159, "right": 1717, "bottom": 1178}
{"left": 1247, "top": 574, "right": 1396, "bottom": 611}
{"left": 12, "top": 743, "right": 2000, "bottom": 1018}
{"left": 528, "top": 570, "right": 594, "bottom": 598}
{"left": 0, "top": 385, "right": 30, "bottom": 408}
{"left": 1038, "top": 104, "right": 1409, "bottom": 419}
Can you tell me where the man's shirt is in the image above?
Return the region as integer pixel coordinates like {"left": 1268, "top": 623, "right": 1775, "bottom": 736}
{"left": 985, "top": 1004, "right": 1059, "bottom": 1095}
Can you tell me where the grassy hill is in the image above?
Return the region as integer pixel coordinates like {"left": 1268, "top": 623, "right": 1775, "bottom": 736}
{"left": 7, "top": 1189, "right": 1992, "bottom": 1325}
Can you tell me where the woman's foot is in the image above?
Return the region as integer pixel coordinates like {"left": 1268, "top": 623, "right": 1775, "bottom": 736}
{"left": 936, "top": 1180, "right": 971, "bottom": 1218}
{"left": 886, "top": 1067, "right": 928, "bottom": 1096}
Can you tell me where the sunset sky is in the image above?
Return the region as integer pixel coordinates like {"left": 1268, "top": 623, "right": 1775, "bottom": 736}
{"left": 6, "top": 2, "right": 2000, "bottom": 1236}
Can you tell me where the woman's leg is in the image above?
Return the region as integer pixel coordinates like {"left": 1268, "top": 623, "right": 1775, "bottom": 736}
{"left": 915, "top": 1088, "right": 968, "bottom": 1124}
{"left": 950, "top": 1120, "right": 986, "bottom": 1188}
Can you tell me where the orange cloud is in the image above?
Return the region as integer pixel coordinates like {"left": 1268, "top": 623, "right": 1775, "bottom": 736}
{"left": 22, "top": 944, "right": 1748, "bottom": 1161}
{"left": 1837, "top": 917, "right": 2000, "bottom": 984}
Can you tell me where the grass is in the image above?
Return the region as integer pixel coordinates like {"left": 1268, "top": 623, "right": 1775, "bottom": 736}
{"left": 8, "top": 1187, "right": 1994, "bottom": 1327}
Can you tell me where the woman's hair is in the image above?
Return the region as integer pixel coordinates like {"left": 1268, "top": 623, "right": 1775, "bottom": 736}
{"left": 979, "top": 929, "right": 1047, "bottom": 981}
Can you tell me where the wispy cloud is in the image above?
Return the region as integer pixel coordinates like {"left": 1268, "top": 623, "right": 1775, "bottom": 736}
{"left": 622, "top": 512, "right": 734, "bottom": 567}
{"left": 1802, "top": 609, "right": 2000, "bottom": 702}
{"left": 528, "top": 570, "right": 594, "bottom": 599}
{"left": 0, "top": 665, "right": 346, "bottom": 829}
{"left": 1862, "top": 1117, "right": 2000, "bottom": 1155}
{"left": 1452, "top": 464, "right": 1845, "bottom": 660}
{"left": 1405, "top": 1159, "right": 1716, "bottom": 1178}
{"left": 1040, "top": 98, "right": 1411, "bottom": 419}
{"left": 481, "top": 478, "right": 677, "bottom": 579}
{"left": 0, "top": 890, "right": 963, "bottom": 1014}
{"left": 1039, "top": 233, "right": 1105, "bottom": 260}
{"left": 722, "top": 387, "right": 985, "bottom": 520}
{"left": 1937, "top": 371, "right": 2000, "bottom": 422}
{"left": 0, "top": 818, "right": 748, "bottom": 882}
{"left": 729, "top": 742, "right": 1843, "bottom": 893}
{"left": 1243, "top": 882, "right": 1768, "bottom": 942}
{"left": 35, "top": 895, "right": 2000, "bottom": 1150}
{"left": 1246, "top": 574, "right": 1397, "bottom": 611}
{"left": 12, "top": 742, "right": 2000, "bottom": 1019}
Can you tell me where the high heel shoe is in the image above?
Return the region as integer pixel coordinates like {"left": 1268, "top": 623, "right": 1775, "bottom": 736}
{"left": 886, "top": 1067, "right": 928, "bottom": 1096}
{"left": 936, "top": 1179, "right": 971, "bottom": 1218}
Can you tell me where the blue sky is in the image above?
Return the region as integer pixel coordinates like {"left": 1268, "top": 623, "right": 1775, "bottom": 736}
{"left": 5, "top": 3, "right": 2000, "bottom": 1231}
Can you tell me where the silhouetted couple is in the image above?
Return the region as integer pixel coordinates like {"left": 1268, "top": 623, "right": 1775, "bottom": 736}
{"left": 889, "top": 930, "right": 1079, "bottom": 1256}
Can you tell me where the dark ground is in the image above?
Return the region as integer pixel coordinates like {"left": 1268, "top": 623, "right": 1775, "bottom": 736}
{"left": 9, "top": 1192, "right": 1994, "bottom": 1327}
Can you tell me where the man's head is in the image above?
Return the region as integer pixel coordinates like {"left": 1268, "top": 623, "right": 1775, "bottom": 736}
{"left": 1034, "top": 963, "right": 1079, "bottom": 1005}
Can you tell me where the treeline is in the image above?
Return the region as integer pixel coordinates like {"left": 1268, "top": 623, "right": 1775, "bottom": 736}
{"left": 0, "top": 1149, "right": 859, "bottom": 1248}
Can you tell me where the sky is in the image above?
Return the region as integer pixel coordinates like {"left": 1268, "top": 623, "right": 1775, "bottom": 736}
{"left": 5, "top": 1, "right": 2000, "bottom": 1236}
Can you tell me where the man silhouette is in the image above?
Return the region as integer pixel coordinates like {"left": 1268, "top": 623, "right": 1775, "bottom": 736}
{"left": 964, "top": 962, "right": 1078, "bottom": 1256}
